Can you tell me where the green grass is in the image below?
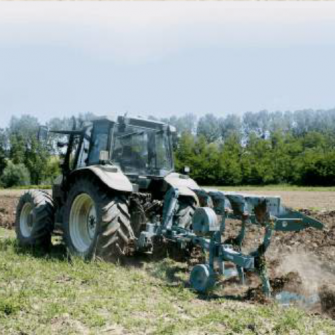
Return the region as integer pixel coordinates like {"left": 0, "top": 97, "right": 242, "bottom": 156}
{"left": 0, "top": 227, "right": 334, "bottom": 335}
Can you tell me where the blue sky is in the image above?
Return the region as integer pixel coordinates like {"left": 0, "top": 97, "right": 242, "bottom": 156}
{"left": 0, "top": 2, "right": 335, "bottom": 126}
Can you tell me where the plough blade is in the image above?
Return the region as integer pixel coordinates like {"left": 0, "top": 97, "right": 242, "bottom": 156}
{"left": 222, "top": 246, "right": 255, "bottom": 269}
{"left": 276, "top": 208, "right": 324, "bottom": 231}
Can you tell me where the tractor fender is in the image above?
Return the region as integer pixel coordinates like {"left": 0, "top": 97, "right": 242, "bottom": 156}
{"left": 70, "top": 165, "right": 133, "bottom": 193}
{"left": 164, "top": 173, "right": 200, "bottom": 205}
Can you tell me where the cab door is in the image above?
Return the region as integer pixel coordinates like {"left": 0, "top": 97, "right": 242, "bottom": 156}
{"left": 87, "top": 121, "right": 113, "bottom": 165}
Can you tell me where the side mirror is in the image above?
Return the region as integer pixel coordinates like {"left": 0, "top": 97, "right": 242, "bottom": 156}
{"left": 99, "top": 150, "right": 109, "bottom": 164}
{"left": 37, "top": 126, "right": 48, "bottom": 143}
{"left": 183, "top": 166, "right": 190, "bottom": 175}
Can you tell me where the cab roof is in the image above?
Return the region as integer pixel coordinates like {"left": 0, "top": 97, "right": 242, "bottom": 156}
{"left": 92, "top": 115, "right": 176, "bottom": 132}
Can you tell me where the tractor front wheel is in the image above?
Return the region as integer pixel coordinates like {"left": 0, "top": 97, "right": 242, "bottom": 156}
{"left": 15, "top": 190, "right": 54, "bottom": 247}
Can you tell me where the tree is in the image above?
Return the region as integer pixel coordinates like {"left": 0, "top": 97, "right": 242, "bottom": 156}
{"left": 242, "top": 133, "right": 274, "bottom": 184}
{"left": 45, "top": 156, "right": 61, "bottom": 184}
{"left": 8, "top": 115, "right": 52, "bottom": 184}
{"left": 1, "top": 161, "right": 31, "bottom": 188}
{"left": 0, "top": 128, "right": 7, "bottom": 175}
{"left": 175, "top": 131, "right": 196, "bottom": 172}
{"left": 243, "top": 110, "right": 270, "bottom": 138}
{"left": 217, "top": 133, "right": 243, "bottom": 185}
{"left": 9, "top": 115, "right": 39, "bottom": 141}
{"left": 24, "top": 138, "right": 50, "bottom": 185}
{"left": 191, "top": 135, "right": 219, "bottom": 185}
{"left": 220, "top": 114, "right": 242, "bottom": 141}
{"left": 160, "top": 114, "right": 198, "bottom": 134}
{"left": 9, "top": 134, "right": 26, "bottom": 164}
{"left": 197, "top": 114, "right": 221, "bottom": 143}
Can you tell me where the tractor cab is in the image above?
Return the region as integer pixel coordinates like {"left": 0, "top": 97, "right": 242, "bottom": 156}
{"left": 66, "top": 116, "right": 175, "bottom": 179}
{"left": 111, "top": 116, "right": 175, "bottom": 177}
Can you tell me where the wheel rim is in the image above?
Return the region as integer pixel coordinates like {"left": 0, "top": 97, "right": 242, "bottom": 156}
{"left": 69, "top": 193, "right": 97, "bottom": 253}
{"left": 20, "top": 202, "right": 34, "bottom": 238}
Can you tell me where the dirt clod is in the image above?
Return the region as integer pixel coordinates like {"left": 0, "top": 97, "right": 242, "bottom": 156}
{"left": 319, "top": 284, "right": 335, "bottom": 319}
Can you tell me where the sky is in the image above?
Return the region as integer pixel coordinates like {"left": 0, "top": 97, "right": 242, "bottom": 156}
{"left": 0, "top": 2, "right": 335, "bottom": 126}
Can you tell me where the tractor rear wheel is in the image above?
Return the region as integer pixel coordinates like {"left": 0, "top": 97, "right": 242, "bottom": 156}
{"left": 15, "top": 190, "right": 54, "bottom": 247}
{"left": 63, "top": 177, "right": 135, "bottom": 262}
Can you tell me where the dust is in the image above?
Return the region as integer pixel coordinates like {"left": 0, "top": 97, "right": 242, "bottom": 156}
{"left": 276, "top": 250, "right": 335, "bottom": 295}
{"left": 267, "top": 249, "right": 335, "bottom": 319}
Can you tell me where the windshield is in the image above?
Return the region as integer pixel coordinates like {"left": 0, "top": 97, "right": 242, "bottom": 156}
{"left": 111, "top": 127, "right": 173, "bottom": 177}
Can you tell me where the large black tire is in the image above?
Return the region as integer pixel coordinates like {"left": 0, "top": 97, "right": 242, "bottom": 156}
{"left": 15, "top": 190, "right": 54, "bottom": 247}
{"left": 175, "top": 196, "right": 197, "bottom": 230}
{"left": 63, "top": 177, "right": 135, "bottom": 262}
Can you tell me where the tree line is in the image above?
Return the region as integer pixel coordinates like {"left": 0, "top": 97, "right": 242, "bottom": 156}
{"left": 0, "top": 113, "right": 95, "bottom": 187}
{"left": 1, "top": 109, "right": 335, "bottom": 187}
{"left": 158, "top": 109, "right": 335, "bottom": 186}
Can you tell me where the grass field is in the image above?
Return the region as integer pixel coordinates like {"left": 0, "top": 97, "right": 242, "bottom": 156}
{"left": 0, "top": 227, "right": 335, "bottom": 335}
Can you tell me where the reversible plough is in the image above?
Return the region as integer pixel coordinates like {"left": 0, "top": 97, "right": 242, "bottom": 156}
{"left": 137, "top": 188, "right": 324, "bottom": 296}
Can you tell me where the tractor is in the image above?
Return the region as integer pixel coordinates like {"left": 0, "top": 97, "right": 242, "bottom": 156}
{"left": 15, "top": 115, "right": 324, "bottom": 296}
